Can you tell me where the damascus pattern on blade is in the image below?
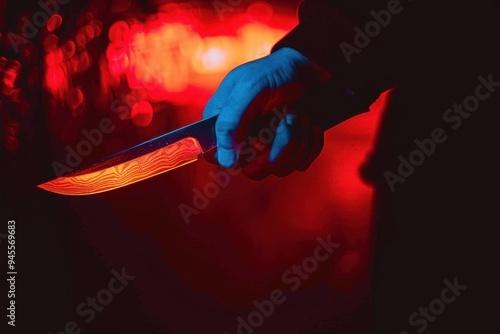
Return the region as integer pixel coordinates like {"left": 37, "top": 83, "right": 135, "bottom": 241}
{"left": 38, "top": 137, "right": 202, "bottom": 195}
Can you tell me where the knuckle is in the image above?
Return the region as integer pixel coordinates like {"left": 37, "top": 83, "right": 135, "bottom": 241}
{"left": 215, "top": 120, "right": 237, "bottom": 147}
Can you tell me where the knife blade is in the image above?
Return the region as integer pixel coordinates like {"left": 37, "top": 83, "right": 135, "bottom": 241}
{"left": 38, "top": 77, "right": 372, "bottom": 196}
{"left": 38, "top": 115, "right": 218, "bottom": 196}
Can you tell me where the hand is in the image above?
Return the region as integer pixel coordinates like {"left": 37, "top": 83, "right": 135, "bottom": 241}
{"left": 202, "top": 47, "right": 328, "bottom": 179}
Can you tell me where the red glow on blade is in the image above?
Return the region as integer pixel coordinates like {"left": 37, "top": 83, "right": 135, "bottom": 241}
{"left": 38, "top": 137, "right": 203, "bottom": 196}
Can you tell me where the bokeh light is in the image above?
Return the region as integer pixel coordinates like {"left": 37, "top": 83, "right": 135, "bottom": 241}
{"left": 2, "top": 0, "right": 389, "bottom": 312}
{"left": 47, "top": 14, "right": 63, "bottom": 32}
{"left": 131, "top": 100, "right": 153, "bottom": 127}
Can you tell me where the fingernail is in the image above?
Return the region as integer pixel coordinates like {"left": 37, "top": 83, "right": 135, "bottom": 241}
{"left": 269, "top": 149, "right": 278, "bottom": 163}
{"left": 285, "top": 114, "right": 296, "bottom": 126}
{"left": 218, "top": 147, "right": 237, "bottom": 168}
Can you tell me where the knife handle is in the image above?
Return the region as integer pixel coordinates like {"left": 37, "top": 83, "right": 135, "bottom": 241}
{"left": 232, "top": 77, "right": 386, "bottom": 177}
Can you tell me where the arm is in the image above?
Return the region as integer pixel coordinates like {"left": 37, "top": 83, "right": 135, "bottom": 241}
{"left": 273, "top": 0, "right": 399, "bottom": 125}
{"left": 203, "top": 0, "right": 399, "bottom": 177}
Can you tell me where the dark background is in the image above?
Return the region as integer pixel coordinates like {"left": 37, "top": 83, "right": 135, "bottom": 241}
{"left": 1, "top": 0, "right": 498, "bottom": 333}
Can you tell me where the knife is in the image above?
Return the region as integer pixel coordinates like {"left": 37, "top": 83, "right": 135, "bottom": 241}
{"left": 38, "top": 115, "right": 218, "bottom": 195}
{"left": 38, "top": 78, "right": 373, "bottom": 196}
